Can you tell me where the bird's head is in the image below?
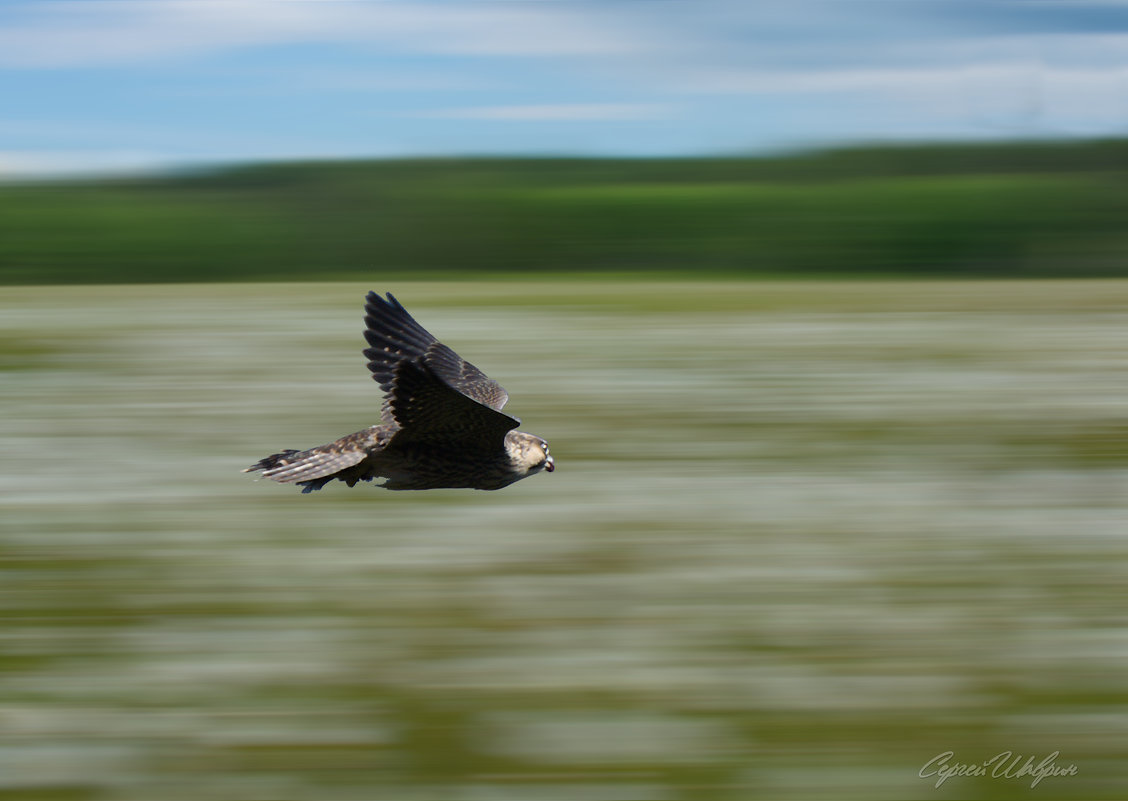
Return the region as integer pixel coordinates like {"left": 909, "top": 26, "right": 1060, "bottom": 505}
{"left": 506, "top": 431, "right": 555, "bottom": 478}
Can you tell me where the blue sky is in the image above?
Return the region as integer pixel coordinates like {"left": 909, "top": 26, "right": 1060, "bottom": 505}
{"left": 2, "top": 0, "right": 1128, "bottom": 176}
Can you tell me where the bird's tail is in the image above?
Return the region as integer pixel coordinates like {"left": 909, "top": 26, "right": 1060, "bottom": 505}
{"left": 243, "top": 438, "right": 368, "bottom": 493}
{"left": 244, "top": 449, "right": 299, "bottom": 473}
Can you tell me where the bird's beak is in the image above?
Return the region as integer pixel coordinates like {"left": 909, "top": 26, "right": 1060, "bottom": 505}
{"left": 544, "top": 455, "right": 555, "bottom": 472}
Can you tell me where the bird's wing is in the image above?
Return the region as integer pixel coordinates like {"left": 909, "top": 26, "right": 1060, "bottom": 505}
{"left": 388, "top": 357, "right": 520, "bottom": 449}
{"left": 363, "top": 292, "right": 517, "bottom": 445}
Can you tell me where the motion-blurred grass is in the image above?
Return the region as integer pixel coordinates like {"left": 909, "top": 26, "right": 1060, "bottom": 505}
{"left": 2, "top": 281, "right": 1127, "bottom": 800}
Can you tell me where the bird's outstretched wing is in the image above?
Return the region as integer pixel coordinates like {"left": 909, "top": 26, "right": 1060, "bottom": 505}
{"left": 362, "top": 292, "right": 519, "bottom": 447}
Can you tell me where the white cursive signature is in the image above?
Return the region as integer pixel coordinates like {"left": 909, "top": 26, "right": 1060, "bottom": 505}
{"left": 919, "top": 750, "right": 1078, "bottom": 789}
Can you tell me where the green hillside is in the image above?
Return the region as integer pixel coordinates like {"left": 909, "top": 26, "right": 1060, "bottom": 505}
{"left": 3, "top": 139, "right": 1128, "bottom": 284}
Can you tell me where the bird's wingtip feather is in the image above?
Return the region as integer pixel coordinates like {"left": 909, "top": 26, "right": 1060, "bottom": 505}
{"left": 365, "top": 290, "right": 400, "bottom": 308}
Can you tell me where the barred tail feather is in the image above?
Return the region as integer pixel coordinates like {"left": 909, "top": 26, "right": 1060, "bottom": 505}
{"left": 243, "top": 441, "right": 368, "bottom": 489}
{"left": 243, "top": 449, "right": 302, "bottom": 476}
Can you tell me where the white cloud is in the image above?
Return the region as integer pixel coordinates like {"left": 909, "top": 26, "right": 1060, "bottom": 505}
{"left": 656, "top": 25, "right": 1128, "bottom": 135}
{"left": 418, "top": 103, "right": 672, "bottom": 121}
{"left": 0, "top": 149, "right": 175, "bottom": 179}
{"left": 0, "top": 1, "right": 303, "bottom": 68}
{"left": 0, "top": 0, "right": 651, "bottom": 69}
{"left": 284, "top": 66, "right": 493, "bottom": 94}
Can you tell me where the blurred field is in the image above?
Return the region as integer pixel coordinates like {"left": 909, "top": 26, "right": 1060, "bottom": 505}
{"left": 2, "top": 280, "right": 1127, "bottom": 801}
{"left": 5, "top": 140, "right": 1128, "bottom": 284}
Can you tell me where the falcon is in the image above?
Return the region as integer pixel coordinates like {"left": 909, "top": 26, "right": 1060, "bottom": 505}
{"left": 244, "top": 292, "right": 554, "bottom": 492}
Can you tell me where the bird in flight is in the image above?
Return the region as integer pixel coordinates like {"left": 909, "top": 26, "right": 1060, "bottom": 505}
{"left": 244, "top": 292, "right": 554, "bottom": 492}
